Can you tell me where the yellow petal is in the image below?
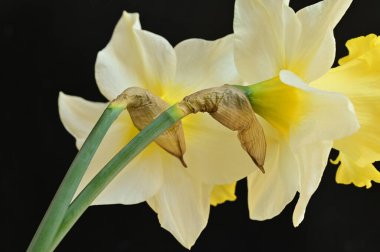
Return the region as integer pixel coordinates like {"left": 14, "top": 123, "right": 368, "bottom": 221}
{"left": 338, "top": 34, "right": 380, "bottom": 65}
{"left": 334, "top": 152, "right": 380, "bottom": 189}
{"left": 311, "top": 34, "right": 380, "bottom": 187}
{"left": 210, "top": 182, "right": 237, "bottom": 206}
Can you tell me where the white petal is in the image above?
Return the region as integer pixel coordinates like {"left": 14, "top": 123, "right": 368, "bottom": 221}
{"left": 247, "top": 118, "right": 299, "bottom": 220}
{"left": 292, "top": 141, "right": 333, "bottom": 226}
{"left": 233, "top": 0, "right": 352, "bottom": 83}
{"left": 58, "top": 92, "right": 163, "bottom": 205}
{"left": 58, "top": 92, "right": 108, "bottom": 149}
{"left": 279, "top": 70, "right": 359, "bottom": 147}
{"left": 95, "top": 11, "right": 176, "bottom": 100}
{"left": 234, "top": 0, "right": 301, "bottom": 83}
{"left": 91, "top": 147, "right": 163, "bottom": 205}
{"left": 83, "top": 122, "right": 164, "bottom": 205}
{"left": 183, "top": 113, "right": 255, "bottom": 184}
{"left": 149, "top": 157, "right": 212, "bottom": 249}
{"left": 172, "top": 35, "right": 241, "bottom": 100}
{"left": 291, "top": 0, "right": 352, "bottom": 81}
{"left": 247, "top": 120, "right": 335, "bottom": 226}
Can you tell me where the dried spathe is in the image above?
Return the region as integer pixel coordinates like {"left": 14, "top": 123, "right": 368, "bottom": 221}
{"left": 178, "top": 85, "right": 266, "bottom": 172}
{"left": 117, "top": 87, "right": 187, "bottom": 167}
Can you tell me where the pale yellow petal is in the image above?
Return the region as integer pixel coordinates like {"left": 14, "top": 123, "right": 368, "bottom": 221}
{"left": 311, "top": 35, "right": 380, "bottom": 185}
{"left": 210, "top": 182, "right": 237, "bottom": 207}
{"left": 95, "top": 11, "right": 176, "bottom": 100}
{"left": 89, "top": 127, "right": 164, "bottom": 205}
{"left": 292, "top": 141, "right": 332, "bottom": 226}
{"left": 58, "top": 92, "right": 164, "bottom": 205}
{"left": 234, "top": 0, "right": 300, "bottom": 83}
{"left": 182, "top": 113, "right": 255, "bottom": 184}
{"left": 233, "top": 0, "right": 352, "bottom": 83}
{"left": 247, "top": 120, "right": 334, "bottom": 226}
{"left": 58, "top": 92, "right": 108, "bottom": 149}
{"left": 171, "top": 35, "right": 241, "bottom": 103}
{"left": 291, "top": 0, "right": 352, "bottom": 81}
{"left": 149, "top": 156, "right": 212, "bottom": 249}
{"left": 334, "top": 152, "right": 380, "bottom": 189}
{"left": 247, "top": 118, "right": 299, "bottom": 220}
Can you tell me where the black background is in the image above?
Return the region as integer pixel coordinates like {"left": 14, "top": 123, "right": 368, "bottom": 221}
{"left": 2, "top": 0, "right": 380, "bottom": 251}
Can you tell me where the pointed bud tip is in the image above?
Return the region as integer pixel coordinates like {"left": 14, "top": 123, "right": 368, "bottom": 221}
{"left": 257, "top": 165, "right": 265, "bottom": 174}
{"left": 250, "top": 156, "right": 265, "bottom": 174}
{"left": 179, "top": 156, "right": 188, "bottom": 168}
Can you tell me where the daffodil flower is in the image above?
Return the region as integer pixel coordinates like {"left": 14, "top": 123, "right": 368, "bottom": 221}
{"left": 312, "top": 34, "right": 380, "bottom": 188}
{"left": 59, "top": 11, "right": 257, "bottom": 248}
{"left": 233, "top": 0, "right": 359, "bottom": 226}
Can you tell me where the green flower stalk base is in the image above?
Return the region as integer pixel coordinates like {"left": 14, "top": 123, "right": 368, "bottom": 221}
{"left": 27, "top": 101, "right": 127, "bottom": 252}
{"left": 50, "top": 104, "right": 187, "bottom": 251}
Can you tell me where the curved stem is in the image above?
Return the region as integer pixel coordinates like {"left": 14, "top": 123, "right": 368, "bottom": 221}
{"left": 50, "top": 104, "right": 187, "bottom": 251}
{"left": 27, "top": 102, "right": 126, "bottom": 252}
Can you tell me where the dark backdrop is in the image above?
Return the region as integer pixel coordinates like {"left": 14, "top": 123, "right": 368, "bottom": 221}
{"left": 2, "top": 0, "right": 380, "bottom": 251}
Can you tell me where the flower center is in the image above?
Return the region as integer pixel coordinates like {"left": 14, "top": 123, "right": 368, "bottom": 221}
{"left": 246, "top": 77, "right": 306, "bottom": 137}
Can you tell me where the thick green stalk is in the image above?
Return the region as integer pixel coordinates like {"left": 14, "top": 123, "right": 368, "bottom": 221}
{"left": 50, "top": 104, "right": 187, "bottom": 251}
{"left": 27, "top": 102, "right": 126, "bottom": 252}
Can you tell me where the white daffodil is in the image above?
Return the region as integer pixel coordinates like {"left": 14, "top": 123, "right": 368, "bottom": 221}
{"left": 312, "top": 34, "right": 380, "bottom": 188}
{"left": 233, "top": 0, "right": 359, "bottom": 226}
{"left": 59, "top": 11, "right": 255, "bottom": 248}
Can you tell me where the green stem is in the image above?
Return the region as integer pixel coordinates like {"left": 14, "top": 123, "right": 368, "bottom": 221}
{"left": 50, "top": 104, "right": 187, "bottom": 251}
{"left": 27, "top": 102, "right": 126, "bottom": 252}
{"left": 232, "top": 85, "right": 253, "bottom": 101}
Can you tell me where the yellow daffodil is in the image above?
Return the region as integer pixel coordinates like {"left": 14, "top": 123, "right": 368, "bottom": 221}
{"left": 233, "top": 0, "right": 359, "bottom": 226}
{"left": 59, "top": 11, "right": 256, "bottom": 248}
{"left": 312, "top": 34, "right": 380, "bottom": 188}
